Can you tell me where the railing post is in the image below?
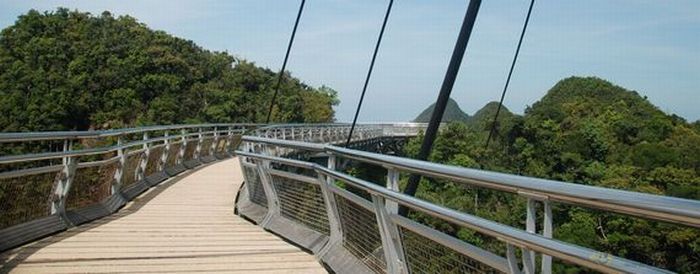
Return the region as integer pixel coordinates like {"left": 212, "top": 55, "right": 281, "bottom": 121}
{"left": 51, "top": 139, "right": 77, "bottom": 220}
{"left": 160, "top": 131, "right": 170, "bottom": 171}
{"left": 542, "top": 201, "right": 553, "bottom": 274}
{"left": 112, "top": 136, "right": 126, "bottom": 195}
{"left": 226, "top": 126, "right": 234, "bottom": 154}
{"left": 257, "top": 150, "right": 280, "bottom": 228}
{"left": 316, "top": 154, "right": 344, "bottom": 258}
{"left": 385, "top": 168, "right": 400, "bottom": 213}
{"left": 177, "top": 129, "right": 187, "bottom": 165}
{"left": 136, "top": 132, "right": 149, "bottom": 181}
{"left": 509, "top": 191, "right": 551, "bottom": 274}
{"left": 194, "top": 128, "right": 203, "bottom": 160}
{"left": 372, "top": 194, "right": 408, "bottom": 274}
{"left": 211, "top": 127, "right": 219, "bottom": 156}
{"left": 522, "top": 198, "right": 536, "bottom": 274}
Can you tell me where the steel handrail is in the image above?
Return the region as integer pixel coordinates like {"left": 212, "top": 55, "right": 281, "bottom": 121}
{"left": 316, "top": 166, "right": 670, "bottom": 274}
{"left": 239, "top": 136, "right": 700, "bottom": 228}
{"left": 236, "top": 149, "right": 672, "bottom": 273}
{"left": 0, "top": 123, "right": 258, "bottom": 142}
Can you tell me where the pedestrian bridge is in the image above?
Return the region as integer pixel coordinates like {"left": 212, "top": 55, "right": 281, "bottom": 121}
{"left": 0, "top": 124, "right": 698, "bottom": 273}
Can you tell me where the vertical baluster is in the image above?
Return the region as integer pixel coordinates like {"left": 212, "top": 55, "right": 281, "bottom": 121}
{"left": 226, "top": 126, "right": 234, "bottom": 154}
{"left": 177, "top": 129, "right": 187, "bottom": 165}
{"left": 136, "top": 132, "right": 149, "bottom": 181}
{"left": 257, "top": 145, "right": 280, "bottom": 228}
{"left": 377, "top": 168, "right": 408, "bottom": 273}
{"left": 160, "top": 131, "right": 170, "bottom": 171}
{"left": 51, "top": 139, "right": 77, "bottom": 221}
{"left": 211, "top": 127, "right": 219, "bottom": 157}
{"left": 506, "top": 244, "right": 522, "bottom": 274}
{"left": 372, "top": 194, "right": 408, "bottom": 274}
{"left": 112, "top": 136, "right": 126, "bottom": 195}
{"left": 521, "top": 198, "right": 536, "bottom": 274}
{"left": 542, "top": 201, "right": 553, "bottom": 274}
{"left": 316, "top": 155, "right": 343, "bottom": 259}
{"left": 194, "top": 128, "right": 203, "bottom": 160}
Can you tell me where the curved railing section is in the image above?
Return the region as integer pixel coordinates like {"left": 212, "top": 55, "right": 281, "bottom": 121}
{"left": 0, "top": 124, "right": 258, "bottom": 251}
{"left": 236, "top": 133, "right": 700, "bottom": 274}
{"left": 0, "top": 123, "right": 424, "bottom": 252}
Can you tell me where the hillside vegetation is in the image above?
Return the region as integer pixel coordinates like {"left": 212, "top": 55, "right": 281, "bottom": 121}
{"left": 405, "top": 76, "right": 699, "bottom": 272}
{"left": 0, "top": 9, "right": 338, "bottom": 132}
{"left": 413, "top": 98, "right": 471, "bottom": 123}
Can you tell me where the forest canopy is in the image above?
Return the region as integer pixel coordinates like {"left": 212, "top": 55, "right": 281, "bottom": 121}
{"left": 0, "top": 8, "right": 338, "bottom": 132}
{"left": 404, "top": 76, "right": 700, "bottom": 272}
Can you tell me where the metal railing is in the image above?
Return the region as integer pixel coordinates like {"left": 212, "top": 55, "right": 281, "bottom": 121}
{"left": 0, "top": 122, "right": 423, "bottom": 252}
{"left": 236, "top": 129, "right": 700, "bottom": 274}
{"left": 0, "top": 123, "right": 257, "bottom": 250}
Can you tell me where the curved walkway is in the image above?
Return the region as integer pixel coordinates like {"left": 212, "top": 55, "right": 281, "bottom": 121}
{"left": 1, "top": 158, "right": 326, "bottom": 273}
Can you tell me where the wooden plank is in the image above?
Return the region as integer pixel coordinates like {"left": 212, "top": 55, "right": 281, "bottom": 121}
{"left": 1, "top": 158, "right": 326, "bottom": 274}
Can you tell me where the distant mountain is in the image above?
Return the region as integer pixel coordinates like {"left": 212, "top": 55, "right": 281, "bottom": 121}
{"left": 413, "top": 98, "right": 470, "bottom": 123}
{"left": 526, "top": 76, "right": 666, "bottom": 124}
{"left": 525, "top": 76, "right": 675, "bottom": 145}
{"left": 470, "top": 101, "right": 515, "bottom": 123}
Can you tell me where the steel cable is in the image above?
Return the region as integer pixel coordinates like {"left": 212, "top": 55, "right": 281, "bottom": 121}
{"left": 346, "top": 0, "right": 394, "bottom": 146}
{"left": 485, "top": 0, "right": 535, "bottom": 148}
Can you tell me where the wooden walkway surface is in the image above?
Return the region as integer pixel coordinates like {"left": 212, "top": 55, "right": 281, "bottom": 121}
{"left": 1, "top": 158, "right": 326, "bottom": 273}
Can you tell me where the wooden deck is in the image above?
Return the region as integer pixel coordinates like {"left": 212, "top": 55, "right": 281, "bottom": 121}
{"left": 0, "top": 158, "right": 326, "bottom": 273}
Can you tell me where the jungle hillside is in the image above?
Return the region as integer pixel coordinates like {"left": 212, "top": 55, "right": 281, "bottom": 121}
{"left": 0, "top": 9, "right": 338, "bottom": 132}
{"left": 404, "top": 76, "right": 700, "bottom": 272}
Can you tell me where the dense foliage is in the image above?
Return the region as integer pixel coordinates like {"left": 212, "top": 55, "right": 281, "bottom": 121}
{"left": 405, "top": 76, "right": 699, "bottom": 272}
{"left": 0, "top": 9, "right": 338, "bottom": 132}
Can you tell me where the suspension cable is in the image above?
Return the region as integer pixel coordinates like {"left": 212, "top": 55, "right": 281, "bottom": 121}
{"left": 485, "top": 0, "right": 535, "bottom": 148}
{"left": 345, "top": 0, "right": 394, "bottom": 146}
{"left": 265, "top": 0, "right": 306, "bottom": 124}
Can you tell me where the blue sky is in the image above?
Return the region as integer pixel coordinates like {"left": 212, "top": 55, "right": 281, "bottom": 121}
{"left": 1, "top": 0, "right": 699, "bottom": 122}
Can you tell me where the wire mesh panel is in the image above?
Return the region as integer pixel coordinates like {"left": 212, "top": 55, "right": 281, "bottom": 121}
{"left": 165, "top": 143, "right": 182, "bottom": 168}
{"left": 0, "top": 172, "right": 56, "bottom": 229}
{"left": 271, "top": 174, "right": 330, "bottom": 236}
{"left": 243, "top": 166, "right": 267, "bottom": 208}
{"left": 183, "top": 140, "right": 198, "bottom": 161}
{"left": 335, "top": 193, "right": 387, "bottom": 274}
{"left": 199, "top": 138, "right": 214, "bottom": 157}
{"left": 215, "top": 138, "right": 228, "bottom": 154}
{"left": 144, "top": 146, "right": 164, "bottom": 177}
{"left": 400, "top": 227, "right": 502, "bottom": 274}
{"left": 66, "top": 162, "right": 117, "bottom": 210}
{"left": 121, "top": 152, "right": 144, "bottom": 187}
{"left": 228, "top": 135, "right": 242, "bottom": 153}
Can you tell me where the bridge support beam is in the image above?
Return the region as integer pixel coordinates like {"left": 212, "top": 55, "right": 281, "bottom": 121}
{"left": 403, "top": 0, "right": 482, "bottom": 202}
